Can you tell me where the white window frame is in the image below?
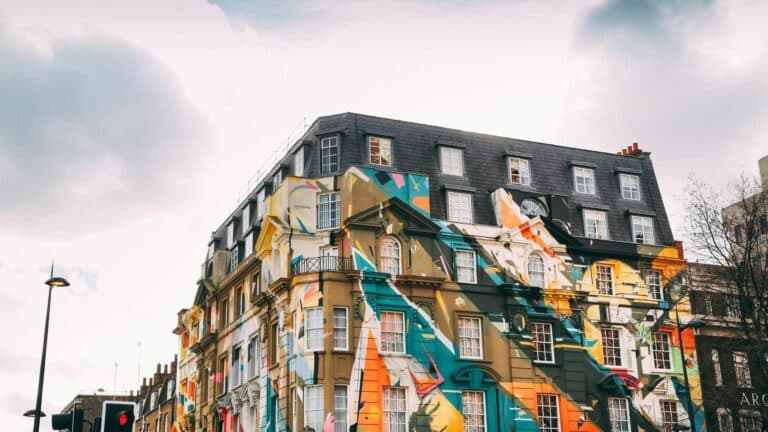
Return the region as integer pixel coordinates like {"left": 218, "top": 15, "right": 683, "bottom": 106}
{"left": 583, "top": 209, "right": 609, "bottom": 239}
{"left": 508, "top": 157, "right": 531, "bottom": 185}
{"left": 256, "top": 189, "right": 266, "bottom": 219}
{"left": 711, "top": 349, "right": 722, "bottom": 386}
{"left": 739, "top": 409, "right": 762, "bottom": 431}
{"left": 446, "top": 191, "right": 474, "bottom": 223}
{"left": 536, "top": 394, "right": 560, "bottom": 432}
{"left": 294, "top": 148, "right": 304, "bottom": 177}
{"left": 368, "top": 136, "right": 392, "bottom": 167}
{"left": 573, "top": 166, "right": 595, "bottom": 194}
{"left": 596, "top": 264, "right": 614, "bottom": 296}
{"left": 244, "top": 232, "right": 253, "bottom": 258}
{"left": 273, "top": 170, "right": 282, "bottom": 188}
{"left": 305, "top": 307, "right": 324, "bottom": 352}
{"left": 620, "top": 173, "right": 641, "bottom": 200}
{"left": 461, "top": 390, "right": 487, "bottom": 432}
{"left": 440, "top": 146, "right": 464, "bottom": 176}
{"left": 733, "top": 351, "right": 752, "bottom": 388}
{"left": 631, "top": 215, "right": 655, "bottom": 244}
{"left": 528, "top": 254, "right": 545, "bottom": 288}
{"left": 247, "top": 334, "right": 258, "bottom": 379}
{"left": 531, "top": 322, "right": 555, "bottom": 364}
{"left": 646, "top": 270, "right": 662, "bottom": 300}
{"left": 231, "top": 344, "right": 242, "bottom": 388}
{"left": 317, "top": 192, "right": 340, "bottom": 230}
{"left": 458, "top": 316, "right": 483, "bottom": 359}
{"left": 659, "top": 400, "right": 678, "bottom": 431}
{"left": 333, "top": 307, "right": 349, "bottom": 351}
{"left": 304, "top": 385, "right": 324, "bottom": 432}
{"left": 608, "top": 397, "right": 631, "bottom": 432}
{"left": 600, "top": 327, "right": 623, "bottom": 367}
{"left": 380, "top": 311, "right": 406, "bottom": 354}
{"left": 455, "top": 250, "right": 477, "bottom": 284}
{"left": 227, "top": 221, "right": 235, "bottom": 249}
{"left": 320, "top": 136, "right": 339, "bottom": 174}
{"left": 651, "top": 331, "right": 672, "bottom": 371}
{"left": 716, "top": 408, "right": 733, "bottom": 432}
{"left": 380, "top": 236, "right": 402, "bottom": 276}
{"left": 334, "top": 385, "right": 348, "bottom": 432}
{"left": 382, "top": 387, "right": 407, "bottom": 432}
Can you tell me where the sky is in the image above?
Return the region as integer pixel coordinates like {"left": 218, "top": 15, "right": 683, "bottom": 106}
{"left": 1, "top": 0, "right": 766, "bottom": 430}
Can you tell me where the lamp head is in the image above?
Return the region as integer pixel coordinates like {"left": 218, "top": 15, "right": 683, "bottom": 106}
{"left": 45, "top": 277, "right": 70, "bottom": 287}
{"left": 23, "top": 409, "right": 45, "bottom": 417}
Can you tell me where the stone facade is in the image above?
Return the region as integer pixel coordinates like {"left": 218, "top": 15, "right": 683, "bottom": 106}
{"left": 135, "top": 359, "right": 177, "bottom": 432}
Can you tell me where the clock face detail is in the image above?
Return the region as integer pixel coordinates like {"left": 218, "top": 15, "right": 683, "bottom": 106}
{"left": 521, "top": 199, "right": 548, "bottom": 218}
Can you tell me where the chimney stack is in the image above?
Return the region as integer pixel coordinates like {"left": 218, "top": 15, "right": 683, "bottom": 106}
{"left": 618, "top": 142, "right": 643, "bottom": 157}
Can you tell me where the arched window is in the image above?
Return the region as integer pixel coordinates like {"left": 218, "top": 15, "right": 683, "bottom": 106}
{"left": 528, "top": 254, "right": 545, "bottom": 288}
{"left": 380, "top": 236, "right": 402, "bottom": 275}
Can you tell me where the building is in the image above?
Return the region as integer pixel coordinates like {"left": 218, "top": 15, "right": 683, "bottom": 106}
{"left": 59, "top": 392, "right": 135, "bottom": 429}
{"left": 689, "top": 263, "right": 768, "bottom": 432}
{"left": 135, "top": 359, "right": 177, "bottom": 432}
{"left": 174, "top": 113, "right": 704, "bottom": 432}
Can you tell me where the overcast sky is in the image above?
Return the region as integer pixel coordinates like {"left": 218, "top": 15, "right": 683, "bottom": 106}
{"left": 1, "top": 0, "right": 766, "bottom": 430}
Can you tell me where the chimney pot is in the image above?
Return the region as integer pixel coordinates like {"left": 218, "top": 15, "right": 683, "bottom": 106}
{"left": 627, "top": 145, "right": 633, "bottom": 153}
{"left": 633, "top": 142, "right": 639, "bottom": 151}
{"left": 622, "top": 148, "right": 628, "bottom": 155}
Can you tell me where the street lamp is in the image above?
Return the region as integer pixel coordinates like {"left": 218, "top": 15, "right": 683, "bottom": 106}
{"left": 31, "top": 272, "right": 70, "bottom": 432}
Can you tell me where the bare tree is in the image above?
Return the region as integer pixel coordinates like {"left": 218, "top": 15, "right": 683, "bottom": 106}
{"left": 684, "top": 174, "right": 768, "bottom": 381}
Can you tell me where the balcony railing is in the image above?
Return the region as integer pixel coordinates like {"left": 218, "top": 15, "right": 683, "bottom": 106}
{"left": 292, "top": 256, "right": 354, "bottom": 276}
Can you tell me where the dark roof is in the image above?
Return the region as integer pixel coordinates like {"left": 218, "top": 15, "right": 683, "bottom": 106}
{"left": 208, "top": 112, "right": 675, "bottom": 260}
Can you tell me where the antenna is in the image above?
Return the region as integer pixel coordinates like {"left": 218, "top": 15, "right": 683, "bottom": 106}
{"left": 137, "top": 341, "right": 141, "bottom": 387}
{"left": 113, "top": 361, "right": 118, "bottom": 394}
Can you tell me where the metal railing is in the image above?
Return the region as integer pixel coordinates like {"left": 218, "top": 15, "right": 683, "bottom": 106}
{"left": 292, "top": 256, "right": 354, "bottom": 275}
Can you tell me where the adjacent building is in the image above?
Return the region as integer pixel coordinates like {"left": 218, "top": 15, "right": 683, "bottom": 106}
{"left": 59, "top": 392, "right": 135, "bottom": 430}
{"left": 135, "top": 359, "right": 177, "bottom": 432}
{"left": 174, "top": 113, "right": 705, "bottom": 432}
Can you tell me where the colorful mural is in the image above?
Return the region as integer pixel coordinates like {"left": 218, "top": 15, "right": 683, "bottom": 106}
{"left": 178, "top": 166, "right": 707, "bottom": 432}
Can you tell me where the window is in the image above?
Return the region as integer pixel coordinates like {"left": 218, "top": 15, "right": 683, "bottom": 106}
{"left": 305, "top": 307, "right": 324, "bottom": 352}
{"left": 583, "top": 209, "right": 609, "bottom": 239}
{"left": 659, "top": 400, "right": 678, "bottom": 432}
{"left": 537, "top": 394, "right": 560, "bottom": 432}
{"left": 704, "top": 294, "right": 713, "bottom": 315}
{"left": 383, "top": 387, "right": 407, "bottom": 432}
{"left": 244, "top": 232, "right": 253, "bottom": 258}
{"left": 380, "top": 237, "right": 402, "bottom": 275}
{"left": 317, "top": 192, "right": 340, "bottom": 229}
{"left": 632, "top": 215, "right": 655, "bottom": 244}
{"left": 573, "top": 166, "right": 595, "bottom": 194}
{"left": 238, "top": 288, "right": 246, "bottom": 318}
{"left": 647, "top": 270, "right": 663, "bottom": 300}
{"left": 242, "top": 206, "right": 250, "bottom": 236}
{"left": 717, "top": 408, "right": 734, "bottom": 432}
{"left": 711, "top": 349, "right": 722, "bottom": 386}
{"left": 608, "top": 398, "right": 631, "bottom": 432}
{"left": 458, "top": 316, "right": 483, "bottom": 359}
{"left": 247, "top": 335, "right": 257, "bottom": 379}
{"left": 231, "top": 345, "right": 242, "bottom": 388}
{"left": 320, "top": 246, "right": 338, "bottom": 271}
{"left": 462, "top": 391, "right": 486, "bottom": 432}
{"left": 733, "top": 351, "right": 752, "bottom": 387}
{"left": 726, "top": 295, "right": 741, "bottom": 317}
{"left": 508, "top": 157, "right": 531, "bottom": 185}
{"left": 455, "top": 250, "right": 477, "bottom": 284}
{"left": 333, "top": 307, "right": 348, "bottom": 351}
{"left": 220, "top": 299, "right": 229, "bottom": 329}
{"left": 381, "top": 311, "right": 405, "bottom": 353}
{"left": 651, "top": 332, "right": 672, "bottom": 370}
{"left": 334, "top": 386, "right": 347, "bottom": 432}
{"left": 620, "top": 174, "right": 640, "bottom": 200}
{"left": 528, "top": 254, "right": 545, "bottom": 288}
{"left": 273, "top": 170, "right": 282, "bottom": 188}
{"left": 251, "top": 272, "right": 261, "bottom": 297}
{"left": 271, "top": 322, "right": 279, "bottom": 365}
{"left": 738, "top": 410, "right": 761, "bottom": 432}
{"left": 531, "top": 322, "right": 554, "bottom": 363}
{"left": 601, "top": 327, "right": 623, "bottom": 367}
{"left": 294, "top": 149, "right": 304, "bottom": 177}
{"left": 320, "top": 136, "right": 339, "bottom": 174}
{"left": 257, "top": 189, "right": 265, "bottom": 218}
{"left": 217, "top": 356, "right": 228, "bottom": 395}
{"left": 229, "top": 247, "right": 240, "bottom": 272}
{"left": 304, "top": 385, "right": 324, "bottom": 432}
{"left": 369, "top": 136, "right": 392, "bottom": 166}
{"left": 440, "top": 146, "right": 464, "bottom": 176}
{"left": 446, "top": 191, "right": 473, "bottom": 223}
{"left": 596, "top": 264, "right": 614, "bottom": 295}
{"left": 227, "top": 221, "right": 235, "bottom": 248}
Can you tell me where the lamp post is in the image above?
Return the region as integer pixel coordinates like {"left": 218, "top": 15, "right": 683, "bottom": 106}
{"left": 676, "top": 316, "right": 705, "bottom": 432}
{"left": 31, "top": 272, "right": 70, "bottom": 432}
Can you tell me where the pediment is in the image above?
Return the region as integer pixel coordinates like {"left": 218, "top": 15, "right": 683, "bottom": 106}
{"left": 452, "top": 364, "right": 500, "bottom": 387}
{"left": 255, "top": 216, "right": 286, "bottom": 258}
{"left": 344, "top": 197, "right": 441, "bottom": 235}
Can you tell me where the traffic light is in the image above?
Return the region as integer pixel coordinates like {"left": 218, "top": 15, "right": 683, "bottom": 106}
{"left": 101, "top": 401, "right": 135, "bottom": 432}
{"left": 51, "top": 408, "right": 84, "bottom": 432}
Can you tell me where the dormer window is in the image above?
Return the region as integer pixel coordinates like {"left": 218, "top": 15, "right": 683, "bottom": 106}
{"left": 380, "top": 236, "right": 402, "bottom": 275}
{"left": 242, "top": 205, "right": 250, "bottom": 236}
{"left": 528, "top": 254, "right": 545, "bottom": 288}
{"left": 273, "top": 170, "right": 282, "bottom": 187}
{"left": 508, "top": 157, "right": 531, "bottom": 185}
{"left": 227, "top": 221, "right": 235, "bottom": 248}
{"left": 440, "top": 146, "right": 464, "bottom": 176}
{"left": 573, "top": 166, "right": 595, "bottom": 194}
{"left": 620, "top": 173, "right": 640, "bottom": 200}
{"left": 257, "top": 189, "right": 265, "bottom": 219}
{"left": 368, "top": 136, "right": 392, "bottom": 166}
{"left": 294, "top": 148, "right": 304, "bottom": 177}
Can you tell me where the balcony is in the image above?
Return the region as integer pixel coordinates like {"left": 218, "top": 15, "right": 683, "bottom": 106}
{"left": 292, "top": 256, "right": 354, "bottom": 275}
